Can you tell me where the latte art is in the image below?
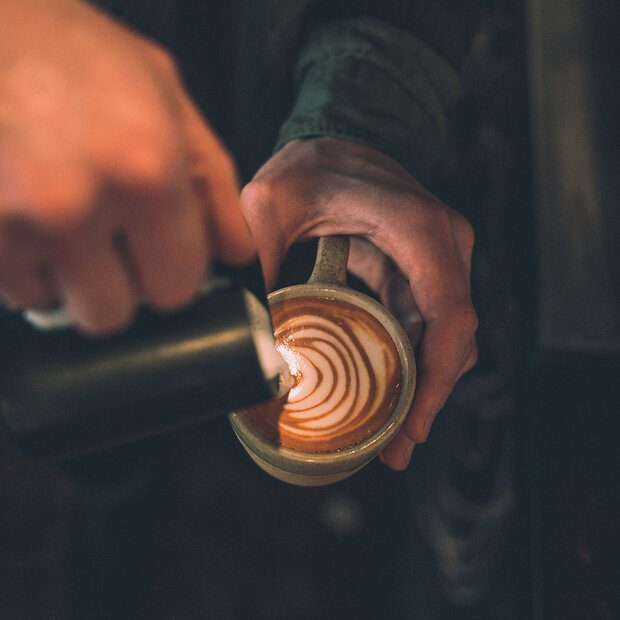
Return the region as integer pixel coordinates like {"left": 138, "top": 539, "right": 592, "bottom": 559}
{"left": 244, "top": 297, "right": 402, "bottom": 453}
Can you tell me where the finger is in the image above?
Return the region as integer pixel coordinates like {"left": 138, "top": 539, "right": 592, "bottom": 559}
{"left": 0, "top": 259, "right": 57, "bottom": 311}
{"left": 377, "top": 209, "right": 476, "bottom": 385}
{"left": 0, "top": 221, "right": 57, "bottom": 309}
{"left": 348, "top": 237, "right": 392, "bottom": 295}
{"left": 122, "top": 182, "right": 209, "bottom": 312}
{"left": 351, "top": 235, "right": 476, "bottom": 470}
{"left": 348, "top": 238, "right": 424, "bottom": 346}
{"left": 47, "top": 227, "right": 135, "bottom": 336}
{"left": 380, "top": 430, "right": 415, "bottom": 471}
{"left": 178, "top": 96, "right": 255, "bottom": 265}
{"left": 349, "top": 239, "right": 424, "bottom": 345}
{"left": 383, "top": 273, "right": 425, "bottom": 347}
{"left": 84, "top": 92, "right": 210, "bottom": 311}
{"left": 407, "top": 310, "right": 478, "bottom": 443}
{"left": 380, "top": 307, "right": 477, "bottom": 471}
{"left": 386, "top": 234, "right": 470, "bottom": 322}
{"left": 349, "top": 234, "right": 475, "bottom": 471}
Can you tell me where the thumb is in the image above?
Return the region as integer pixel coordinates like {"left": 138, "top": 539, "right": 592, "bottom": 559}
{"left": 238, "top": 181, "right": 288, "bottom": 291}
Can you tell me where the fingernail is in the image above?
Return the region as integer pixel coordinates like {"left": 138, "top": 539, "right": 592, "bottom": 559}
{"left": 402, "top": 443, "right": 415, "bottom": 467}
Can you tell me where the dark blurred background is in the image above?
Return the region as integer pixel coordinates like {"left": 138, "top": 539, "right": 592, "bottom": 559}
{"left": 1, "top": 0, "right": 618, "bottom": 618}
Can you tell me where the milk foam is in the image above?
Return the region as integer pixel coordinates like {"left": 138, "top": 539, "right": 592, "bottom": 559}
{"left": 245, "top": 297, "right": 401, "bottom": 452}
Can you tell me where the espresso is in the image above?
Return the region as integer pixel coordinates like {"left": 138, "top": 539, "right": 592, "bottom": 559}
{"left": 244, "top": 296, "right": 402, "bottom": 453}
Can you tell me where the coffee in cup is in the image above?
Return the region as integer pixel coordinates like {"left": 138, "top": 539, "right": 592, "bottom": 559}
{"left": 243, "top": 295, "right": 402, "bottom": 453}
{"left": 229, "top": 236, "right": 415, "bottom": 486}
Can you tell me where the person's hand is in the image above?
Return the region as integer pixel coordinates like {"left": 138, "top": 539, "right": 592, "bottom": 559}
{"left": 0, "top": 0, "right": 254, "bottom": 335}
{"left": 240, "top": 137, "right": 478, "bottom": 470}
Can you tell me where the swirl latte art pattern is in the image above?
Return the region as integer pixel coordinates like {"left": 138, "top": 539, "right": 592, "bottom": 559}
{"left": 244, "top": 297, "right": 402, "bottom": 453}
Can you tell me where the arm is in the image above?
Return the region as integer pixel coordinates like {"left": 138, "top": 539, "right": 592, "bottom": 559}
{"left": 302, "top": 0, "right": 497, "bottom": 72}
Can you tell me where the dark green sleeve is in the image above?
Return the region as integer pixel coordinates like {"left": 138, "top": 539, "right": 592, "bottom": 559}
{"left": 275, "top": 17, "right": 463, "bottom": 179}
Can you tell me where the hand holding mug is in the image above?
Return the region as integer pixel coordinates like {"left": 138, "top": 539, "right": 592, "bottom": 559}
{"left": 230, "top": 237, "right": 416, "bottom": 486}
{"left": 240, "top": 137, "right": 479, "bottom": 469}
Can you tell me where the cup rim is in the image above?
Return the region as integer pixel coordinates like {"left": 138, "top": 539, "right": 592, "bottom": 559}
{"left": 228, "top": 282, "right": 416, "bottom": 474}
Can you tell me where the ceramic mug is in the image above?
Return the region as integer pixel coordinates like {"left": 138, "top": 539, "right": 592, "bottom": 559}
{"left": 228, "top": 236, "right": 416, "bottom": 486}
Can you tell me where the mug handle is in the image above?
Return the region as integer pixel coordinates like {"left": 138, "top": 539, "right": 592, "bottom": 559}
{"left": 307, "top": 236, "right": 350, "bottom": 287}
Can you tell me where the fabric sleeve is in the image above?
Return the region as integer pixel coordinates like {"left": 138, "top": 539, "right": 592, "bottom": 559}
{"left": 274, "top": 17, "right": 463, "bottom": 179}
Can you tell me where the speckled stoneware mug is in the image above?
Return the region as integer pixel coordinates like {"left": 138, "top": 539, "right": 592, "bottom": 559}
{"left": 228, "top": 236, "right": 416, "bottom": 486}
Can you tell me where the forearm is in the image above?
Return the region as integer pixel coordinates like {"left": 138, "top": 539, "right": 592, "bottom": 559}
{"left": 303, "top": 0, "right": 498, "bottom": 72}
{"left": 276, "top": 16, "right": 463, "bottom": 179}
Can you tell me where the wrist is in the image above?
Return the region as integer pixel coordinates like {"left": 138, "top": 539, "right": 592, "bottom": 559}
{"left": 276, "top": 17, "right": 462, "bottom": 179}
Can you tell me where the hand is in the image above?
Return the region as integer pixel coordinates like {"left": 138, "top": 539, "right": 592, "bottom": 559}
{"left": 0, "top": 0, "right": 254, "bottom": 335}
{"left": 240, "top": 137, "right": 478, "bottom": 470}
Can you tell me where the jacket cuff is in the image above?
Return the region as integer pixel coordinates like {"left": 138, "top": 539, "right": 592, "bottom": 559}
{"left": 275, "top": 17, "right": 462, "bottom": 178}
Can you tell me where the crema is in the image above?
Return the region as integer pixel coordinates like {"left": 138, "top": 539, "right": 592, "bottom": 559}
{"left": 244, "top": 297, "right": 402, "bottom": 453}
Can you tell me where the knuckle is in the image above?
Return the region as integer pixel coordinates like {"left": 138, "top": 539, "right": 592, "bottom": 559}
{"left": 239, "top": 181, "right": 273, "bottom": 217}
{"left": 407, "top": 409, "right": 440, "bottom": 444}
{"left": 144, "top": 42, "right": 180, "bottom": 79}
{"left": 2, "top": 159, "right": 95, "bottom": 227}
{"left": 92, "top": 105, "right": 180, "bottom": 196}
{"left": 453, "top": 212, "right": 475, "bottom": 248}
{"left": 116, "top": 135, "right": 176, "bottom": 192}
{"left": 407, "top": 423, "right": 429, "bottom": 444}
{"left": 24, "top": 185, "right": 93, "bottom": 229}
{"left": 421, "top": 199, "right": 475, "bottom": 250}
{"left": 454, "top": 306, "right": 479, "bottom": 335}
{"left": 91, "top": 95, "right": 180, "bottom": 193}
